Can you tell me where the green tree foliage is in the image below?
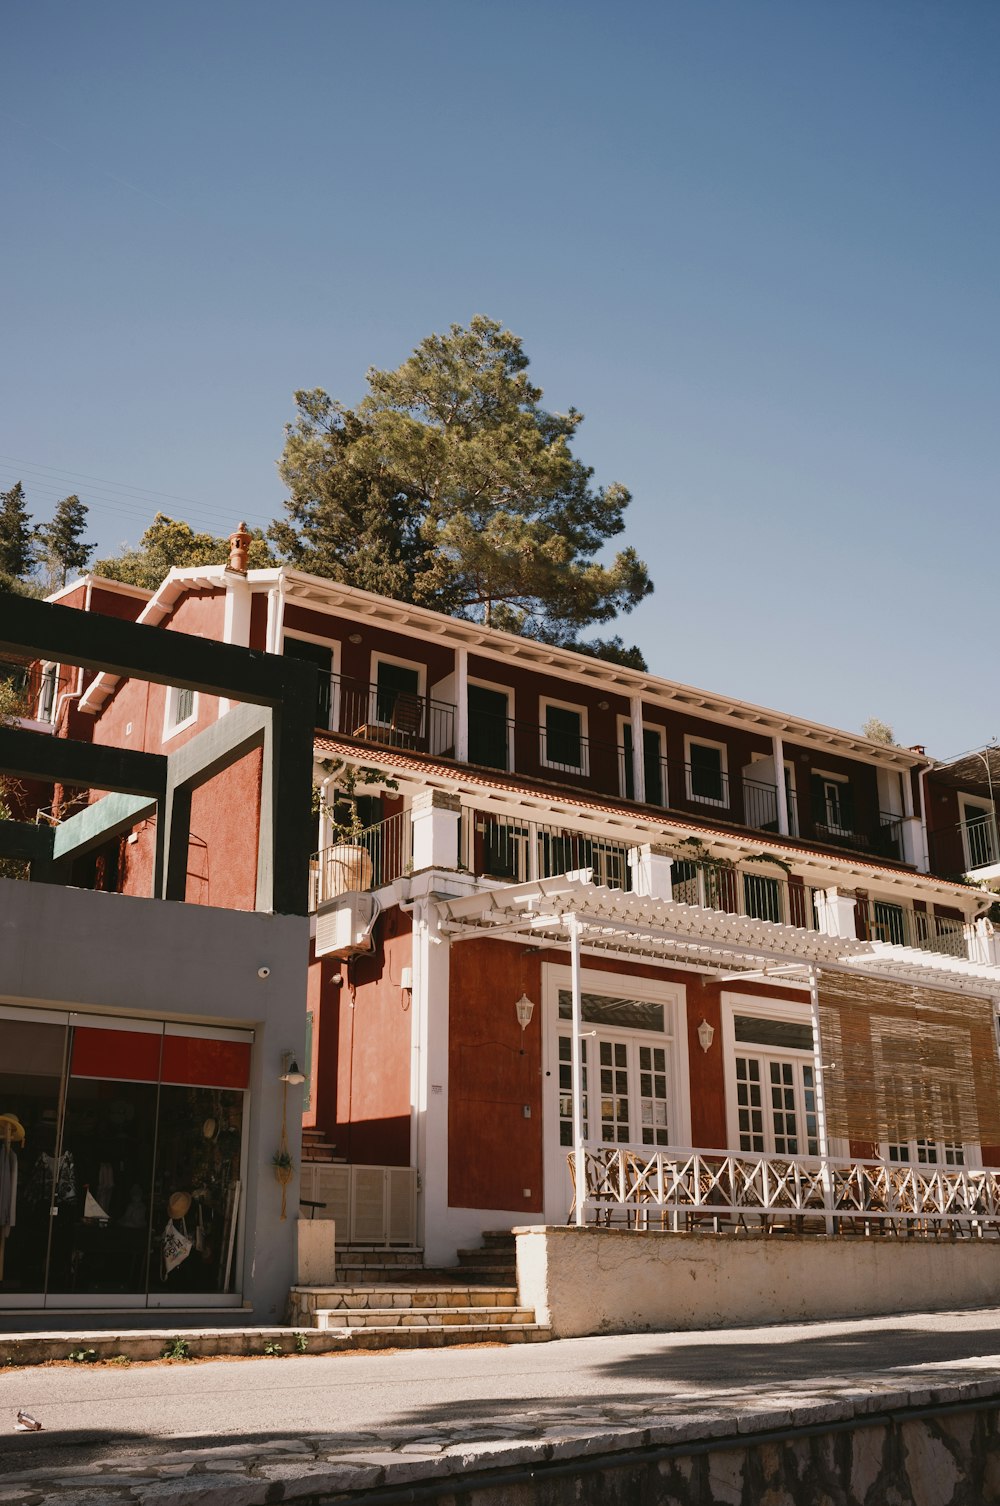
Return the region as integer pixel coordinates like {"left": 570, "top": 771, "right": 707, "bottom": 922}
{"left": 0, "top": 482, "right": 36, "bottom": 582}
{"left": 38, "top": 494, "right": 94, "bottom": 589}
{"left": 271, "top": 317, "right": 653, "bottom": 658}
{"left": 0, "top": 673, "right": 31, "bottom": 880}
{"left": 862, "top": 717, "right": 895, "bottom": 745}
{"left": 95, "top": 514, "right": 275, "bottom": 591}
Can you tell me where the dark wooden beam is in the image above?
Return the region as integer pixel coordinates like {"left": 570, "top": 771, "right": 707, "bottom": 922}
{"left": 0, "top": 820, "right": 54, "bottom": 862}
{"left": 0, "top": 726, "right": 167, "bottom": 797}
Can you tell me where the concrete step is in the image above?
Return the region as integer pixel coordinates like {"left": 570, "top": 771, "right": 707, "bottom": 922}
{"left": 312, "top": 1322, "right": 551, "bottom": 1347}
{"left": 292, "top": 1285, "right": 517, "bottom": 1311}
{"left": 316, "top": 1307, "right": 536, "bottom": 1330}
{"left": 334, "top": 1246, "right": 424, "bottom": 1263}
{"left": 334, "top": 1263, "right": 515, "bottom": 1283}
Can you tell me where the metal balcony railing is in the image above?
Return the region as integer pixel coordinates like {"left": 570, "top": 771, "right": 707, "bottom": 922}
{"left": 325, "top": 674, "right": 456, "bottom": 756}
{"left": 860, "top": 903, "right": 967, "bottom": 959}
{"left": 309, "top": 809, "right": 413, "bottom": 907}
{"left": 810, "top": 806, "right": 905, "bottom": 863}
{"left": 929, "top": 814, "right": 1000, "bottom": 878}
{"left": 459, "top": 807, "right": 634, "bottom": 891}
{"left": 669, "top": 858, "right": 819, "bottom": 931}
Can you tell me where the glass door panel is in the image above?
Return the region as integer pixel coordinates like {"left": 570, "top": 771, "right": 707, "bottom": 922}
{"left": 0, "top": 1012, "right": 68, "bottom": 1303}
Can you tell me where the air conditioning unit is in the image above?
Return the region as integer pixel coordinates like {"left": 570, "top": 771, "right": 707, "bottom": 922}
{"left": 315, "top": 893, "right": 377, "bottom": 958}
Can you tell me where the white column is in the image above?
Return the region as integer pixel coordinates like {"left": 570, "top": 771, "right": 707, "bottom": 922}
{"left": 914, "top": 770, "right": 930, "bottom": 873}
{"left": 410, "top": 899, "right": 452, "bottom": 1264}
{"left": 410, "top": 790, "right": 461, "bottom": 872}
{"left": 568, "top": 913, "right": 586, "bottom": 1227}
{"left": 772, "top": 733, "right": 789, "bottom": 835}
{"left": 629, "top": 695, "right": 646, "bottom": 804}
{"left": 454, "top": 646, "right": 469, "bottom": 763}
{"left": 968, "top": 917, "right": 1000, "bottom": 966}
{"left": 219, "top": 577, "right": 252, "bottom": 718}
{"left": 265, "top": 583, "right": 285, "bottom": 655}
{"left": 814, "top": 887, "right": 858, "bottom": 939}
{"left": 628, "top": 843, "right": 673, "bottom": 900}
{"left": 808, "top": 968, "right": 835, "bottom": 1236}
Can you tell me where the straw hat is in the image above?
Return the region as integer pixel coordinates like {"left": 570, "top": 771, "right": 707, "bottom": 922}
{"left": 168, "top": 1190, "right": 192, "bottom": 1219}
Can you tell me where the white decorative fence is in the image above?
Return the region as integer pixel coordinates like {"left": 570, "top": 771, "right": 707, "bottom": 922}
{"left": 299, "top": 1163, "right": 417, "bottom": 1246}
{"left": 572, "top": 1145, "right": 1000, "bottom": 1237}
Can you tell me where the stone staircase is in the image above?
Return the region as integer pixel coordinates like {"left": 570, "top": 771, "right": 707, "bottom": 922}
{"left": 289, "top": 1230, "right": 550, "bottom": 1346}
{"left": 301, "top": 1125, "right": 342, "bottom": 1164}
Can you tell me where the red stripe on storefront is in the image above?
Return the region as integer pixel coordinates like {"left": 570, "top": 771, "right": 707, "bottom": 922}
{"left": 161, "top": 1035, "right": 251, "bottom": 1089}
{"left": 71, "top": 1027, "right": 162, "bottom": 1083}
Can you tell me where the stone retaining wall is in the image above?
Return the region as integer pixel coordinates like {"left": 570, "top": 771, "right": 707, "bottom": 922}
{"left": 515, "top": 1225, "right": 1000, "bottom": 1337}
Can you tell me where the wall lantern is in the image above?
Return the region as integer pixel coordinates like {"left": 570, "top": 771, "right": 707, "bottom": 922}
{"left": 697, "top": 1019, "right": 715, "bottom": 1054}
{"left": 515, "top": 993, "right": 535, "bottom": 1044}
{"left": 348, "top": 633, "right": 363, "bottom": 645}
{"left": 597, "top": 700, "right": 610, "bottom": 711}
{"left": 280, "top": 1053, "right": 306, "bottom": 1085}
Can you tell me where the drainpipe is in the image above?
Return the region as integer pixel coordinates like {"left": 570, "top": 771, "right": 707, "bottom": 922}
{"left": 568, "top": 913, "right": 586, "bottom": 1227}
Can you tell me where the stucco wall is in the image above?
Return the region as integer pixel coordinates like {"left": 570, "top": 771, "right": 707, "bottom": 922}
{"left": 0, "top": 876, "right": 309, "bottom": 1324}
{"left": 516, "top": 1225, "right": 1000, "bottom": 1338}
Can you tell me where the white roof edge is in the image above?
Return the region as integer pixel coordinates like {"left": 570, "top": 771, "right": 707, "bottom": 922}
{"left": 46, "top": 573, "right": 154, "bottom": 604}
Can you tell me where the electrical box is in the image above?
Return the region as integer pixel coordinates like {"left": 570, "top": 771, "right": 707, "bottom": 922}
{"left": 315, "top": 894, "right": 377, "bottom": 959}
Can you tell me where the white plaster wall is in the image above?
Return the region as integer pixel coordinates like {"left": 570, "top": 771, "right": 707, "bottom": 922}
{"left": 516, "top": 1226, "right": 1000, "bottom": 1338}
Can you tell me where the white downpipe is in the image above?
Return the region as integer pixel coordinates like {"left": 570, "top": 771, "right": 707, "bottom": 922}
{"left": 629, "top": 695, "right": 646, "bottom": 804}
{"left": 454, "top": 646, "right": 469, "bottom": 763}
{"left": 772, "top": 733, "right": 788, "bottom": 835}
{"left": 265, "top": 580, "right": 286, "bottom": 656}
{"left": 808, "top": 967, "right": 834, "bottom": 1236}
{"left": 569, "top": 913, "right": 586, "bottom": 1227}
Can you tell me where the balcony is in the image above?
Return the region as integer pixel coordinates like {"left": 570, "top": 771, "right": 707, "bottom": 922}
{"left": 670, "top": 858, "right": 818, "bottom": 931}
{"left": 809, "top": 806, "right": 905, "bottom": 863}
{"left": 323, "top": 673, "right": 457, "bottom": 755}
{"left": 310, "top": 809, "right": 413, "bottom": 907}
{"left": 859, "top": 902, "right": 966, "bottom": 959}
{"left": 459, "top": 807, "right": 634, "bottom": 892}
{"left": 928, "top": 814, "right": 1000, "bottom": 880}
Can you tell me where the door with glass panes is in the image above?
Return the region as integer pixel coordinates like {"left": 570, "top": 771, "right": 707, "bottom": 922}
{"left": 727, "top": 1009, "right": 819, "bottom": 1159}
{"left": 548, "top": 979, "right": 681, "bottom": 1221}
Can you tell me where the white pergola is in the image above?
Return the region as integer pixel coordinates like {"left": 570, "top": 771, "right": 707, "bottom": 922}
{"left": 435, "top": 872, "right": 1000, "bottom": 1226}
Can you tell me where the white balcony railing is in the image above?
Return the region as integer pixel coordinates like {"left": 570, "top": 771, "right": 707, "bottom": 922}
{"left": 573, "top": 1144, "right": 1000, "bottom": 1237}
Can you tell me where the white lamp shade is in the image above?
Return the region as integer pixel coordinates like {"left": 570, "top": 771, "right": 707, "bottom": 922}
{"left": 515, "top": 993, "right": 535, "bottom": 1031}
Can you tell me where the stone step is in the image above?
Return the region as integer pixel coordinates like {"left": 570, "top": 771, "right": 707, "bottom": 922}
{"left": 334, "top": 1262, "right": 515, "bottom": 1283}
{"left": 311, "top": 1322, "right": 551, "bottom": 1347}
{"left": 456, "top": 1247, "right": 517, "bottom": 1265}
{"left": 292, "top": 1285, "right": 517, "bottom": 1312}
{"left": 317, "top": 1306, "right": 536, "bottom": 1330}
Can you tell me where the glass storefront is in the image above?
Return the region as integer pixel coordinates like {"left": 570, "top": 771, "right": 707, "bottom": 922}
{"left": 0, "top": 1007, "right": 252, "bottom": 1309}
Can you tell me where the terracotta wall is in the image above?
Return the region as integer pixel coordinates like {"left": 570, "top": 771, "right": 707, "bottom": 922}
{"left": 331, "top": 905, "right": 413, "bottom": 1165}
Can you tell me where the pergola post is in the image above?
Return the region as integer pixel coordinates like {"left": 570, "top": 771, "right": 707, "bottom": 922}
{"left": 568, "top": 912, "right": 586, "bottom": 1227}
{"left": 808, "top": 967, "right": 835, "bottom": 1235}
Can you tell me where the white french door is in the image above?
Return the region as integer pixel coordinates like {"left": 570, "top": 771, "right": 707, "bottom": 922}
{"left": 732, "top": 1051, "right": 819, "bottom": 1158}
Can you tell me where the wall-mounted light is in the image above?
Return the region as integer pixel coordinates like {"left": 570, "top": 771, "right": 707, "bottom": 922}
{"left": 279, "top": 1052, "right": 306, "bottom": 1085}
{"left": 515, "top": 993, "right": 535, "bottom": 1055}
{"left": 348, "top": 633, "right": 363, "bottom": 645}
{"left": 597, "top": 700, "right": 610, "bottom": 711}
{"left": 697, "top": 1019, "right": 715, "bottom": 1053}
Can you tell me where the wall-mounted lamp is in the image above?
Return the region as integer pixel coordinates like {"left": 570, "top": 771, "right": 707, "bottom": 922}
{"left": 515, "top": 993, "right": 535, "bottom": 1054}
{"left": 280, "top": 1052, "right": 306, "bottom": 1085}
{"left": 697, "top": 1019, "right": 715, "bottom": 1054}
{"left": 348, "top": 633, "right": 363, "bottom": 645}
{"left": 597, "top": 700, "right": 610, "bottom": 711}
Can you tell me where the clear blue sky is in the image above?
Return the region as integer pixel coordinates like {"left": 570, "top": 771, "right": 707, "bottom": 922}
{"left": 3, "top": 1, "right": 997, "bottom": 758}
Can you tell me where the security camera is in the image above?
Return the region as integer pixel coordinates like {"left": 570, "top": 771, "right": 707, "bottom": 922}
{"left": 257, "top": 966, "right": 271, "bottom": 980}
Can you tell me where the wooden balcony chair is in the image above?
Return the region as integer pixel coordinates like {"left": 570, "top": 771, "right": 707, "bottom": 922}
{"left": 353, "top": 691, "right": 426, "bottom": 750}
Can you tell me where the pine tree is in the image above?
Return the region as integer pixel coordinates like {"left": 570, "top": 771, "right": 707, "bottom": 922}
{"left": 0, "top": 482, "right": 36, "bottom": 583}
{"left": 39, "top": 494, "right": 94, "bottom": 589}
{"left": 270, "top": 317, "right": 653, "bottom": 659}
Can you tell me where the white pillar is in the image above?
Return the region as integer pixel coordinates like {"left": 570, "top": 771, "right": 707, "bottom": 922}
{"left": 915, "top": 771, "right": 930, "bottom": 873}
{"left": 628, "top": 843, "right": 673, "bottom": 900}
{"left": 454, "top": 646, "right": 469, "bottom": 763}
{"left": 808, "top": 968, "right": 835, "bottom": 1235}
{"left": 814, "top": 887, "right": 858, "bottom": 939}
{"left": 629, "top": 695, "right": 646, "bottom": 805}
{"left": 410, "top": 899, "right": 452, "bottom": 1264}
{"left": 967, "top": 917, "right": 1000, "bottom": 966}
{"left": 265, "top": 583, "right": 285, "bottom": 655}
{"left": 410, "top": 790, "right": 461, "bottom": 873}
{"left": 568, "top": 913, "right": 586, "bottom": 1227}
{"left": 772, "top": 733, "right": 789, "bottom": 836}
{"left": 219, "top": 576, "right": 252, "bottom": 718}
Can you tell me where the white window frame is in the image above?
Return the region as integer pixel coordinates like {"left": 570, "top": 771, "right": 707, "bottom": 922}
{"left": 684, "top": 734, "right": 729, "bottom": 807}
{"left": 162, "top": 685, "right": 199, "bottom": 742}
{"left": 814, "top": 769, "right": 850, "bottom": 834}
{"left": 539, "top": 695, "right": 589, "bottom": 776}
{"left": 371, "top": 651, "right": 427, "bottom": 700}
{"left": 959, "top": 794, "right": 997, "bottom": 871}
{"left": 879, "top": 1136, "right": 980, "bottom": 1170}
{"left": 283, "top": 629, "right": 341, "bottom": 731}
{"left": 720, "top": 992, "right": 819, "bottom": 1159}
{"left": 616, "top": 716, "right": 667, "bottom": 805}
{"left": 467, "top": 676, "right": 513, "bottom": 771}
{"left": 784, "top": 761, "right": 799, "bottom": 836}
{"left": 541, "top": 963, "right": 690, "bottom": 1225}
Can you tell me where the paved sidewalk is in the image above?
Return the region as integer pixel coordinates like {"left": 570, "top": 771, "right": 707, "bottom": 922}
{"left": 3, "top": 1309, "right": 1000, "bottom": 1502}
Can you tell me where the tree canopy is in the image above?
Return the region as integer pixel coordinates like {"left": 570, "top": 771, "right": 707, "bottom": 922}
{"left": 38, "top": 493, "right": 94, "bottom": 589}
{"left": 95, "top": 514, "right": 274, "bottom": 591}
{"left": 0, "top": 482, "right": 36, "bottom": 584}
{"left": 270, "top": 317, "right": 652, "bottom": 661}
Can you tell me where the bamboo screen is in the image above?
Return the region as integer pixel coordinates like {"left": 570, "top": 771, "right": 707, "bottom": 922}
{"left": 817, "top": 973, "right": 1000, "bottom": 1149}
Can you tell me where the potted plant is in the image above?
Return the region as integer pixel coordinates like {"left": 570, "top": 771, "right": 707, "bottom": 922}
{"left": 315, "top": 760, "right": 398, "bottom": 898}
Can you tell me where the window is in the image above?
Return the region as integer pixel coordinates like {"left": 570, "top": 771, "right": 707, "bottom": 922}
{"left": 620, "top": 721, "right": 666, "bottom": 806}
{"left": 283, "top": 635, "right": 333, "bottom": 729}
{"left": 541, "top": 699, "right": 587, "bottom": 774}
{"left": 374, "top": 659, "right": 421, "bottom": 724}
{"left": 163, "top": 685, "right": 197, "bottom": 739}
{"left": 885, "top": 1138, "right": 967, "bottom": 1168}
{"left": 811, "top": 772, "right": 854, "bottom": 836}
{"left": 685, "top": 737, "right": 728, "bottom": 805}
{"left": 467, "top": 683, "right": 510, "bottom": 770}
{"left": 725, "top": 1001, "right": 819, "bottom": 1159}
{"left": 37, "top": 663, "right": 57, "bottom": 723}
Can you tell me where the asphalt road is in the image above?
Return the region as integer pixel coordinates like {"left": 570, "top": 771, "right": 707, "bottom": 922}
{"left": 4, "top": 1307, "right": 1000, "bottom": 1474}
